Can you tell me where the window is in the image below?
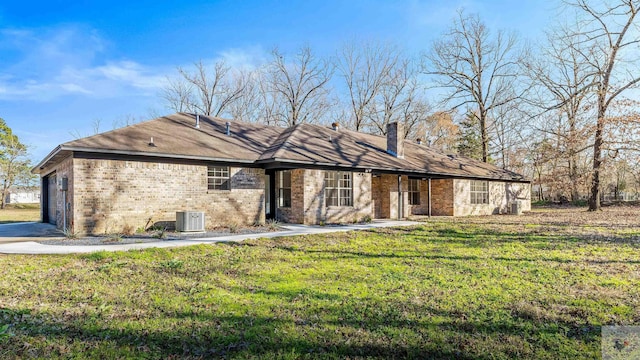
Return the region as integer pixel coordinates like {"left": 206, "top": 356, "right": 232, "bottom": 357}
{"left": 278, "top": 171, "right": 291, "bottom": 207}
{"left": 325, "top": 171, "right": 352, "bottom": 206}
{"left": 408, "top": 179, "right": 420, "bottom": 205}
{"left": 470, "top": 180, "right": 489, "bottom": 204}
{"left": 207, "top": 166, "right": 230, "bottom": 190}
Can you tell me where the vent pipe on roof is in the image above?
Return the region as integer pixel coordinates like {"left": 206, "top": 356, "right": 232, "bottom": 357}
{"left": 195, "top": 114, "right": 200, "bottom": 129}
{"left": 148, "top": 137, "right": 156, "bottom": 147}
{"left": 225, "top": 121, "right": 231, "bottom": 136}
{"left": 386, "top": 122, "right": 404, "bottom": 159}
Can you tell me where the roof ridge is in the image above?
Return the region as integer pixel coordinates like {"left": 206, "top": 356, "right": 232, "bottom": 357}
{"left": 261, "top": 124, "right": 302, "bottom": 160}
{"left": 41, "top": 113, "right": 527, "bottom": 181}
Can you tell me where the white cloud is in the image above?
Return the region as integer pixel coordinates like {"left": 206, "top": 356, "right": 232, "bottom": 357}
{"left": 0, "top": 24, "right": 273, "bottom": 103}
{"left": 95, "top": 61, "right": 166, "bottom": 89}
{"left": 0, "top": 25, "right": 169, "bottom": 101}
{"left": 59, "top": 83, "right": 92, "bottom": 94}
{"left": 217, "top": 46, "right": 269, "bottom": 70}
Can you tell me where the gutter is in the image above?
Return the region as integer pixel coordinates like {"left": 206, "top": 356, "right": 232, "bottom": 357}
{"left": 265, "top": 157, "right": 531, "bottom": 183}
{"left": 33, "top": 146, "right": 255, "bottom": 173}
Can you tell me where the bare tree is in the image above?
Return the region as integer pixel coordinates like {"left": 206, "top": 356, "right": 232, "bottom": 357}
{"left": 396, "top": 77, "right": 432, "bottom": 139}
{"left": 367, "top": 58, "right": 428, "bottom": 138}
{"left": 415, "top": 111, "right": 459, "bottom": 152}
{"left": 226, "top": 69, "right": 263, "bottom": 123}
{"left": 336, "top": 42, "right": 399, "bottom": 131}
{"left": 425, "top": 10, "right": 524, "bottom": 163}
{"left": 69, "top": 118, "right": 103, "bottom": 139}
{"left": 563, "top": 0, "right": 640, "bottom": 211}
{"left": 265, "top": 46, "right": 333, "bottom": 127}
{"left": 161, "top": 76, "right": 194, "bottom": 113}
{"left": 524, "top": 23, "right": 596, "bottom": 201}
{"left": 163, "top": 60, "right": 246, "bottom": 117}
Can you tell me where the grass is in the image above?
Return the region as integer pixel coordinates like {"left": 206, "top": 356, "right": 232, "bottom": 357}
{"left": 0, "top": 207, "right": 639, "bottom": 358}
{"left": 0, "top": 203, "right": 40, "bottom": 224}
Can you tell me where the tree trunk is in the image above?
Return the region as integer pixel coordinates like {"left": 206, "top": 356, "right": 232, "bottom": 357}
{"left": 569, "top": 158, "right": 579, "bottom": 202}
{"left": 480, "top": 112, "right": 488, "bottom": 163}
{"left": 568, "top": 121, "right": 579, "bottom": 202}
{"left": 588, "top": 108, "right": 605, "bottom": 211}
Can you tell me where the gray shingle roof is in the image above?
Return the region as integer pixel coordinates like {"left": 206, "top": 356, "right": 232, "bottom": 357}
{"left": 34, "top": 113, "right": 527, "bottom": 181}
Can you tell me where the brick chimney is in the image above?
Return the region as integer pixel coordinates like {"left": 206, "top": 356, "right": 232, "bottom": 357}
{"left": 386, "top": 122, "right": 404, "bottom": 158}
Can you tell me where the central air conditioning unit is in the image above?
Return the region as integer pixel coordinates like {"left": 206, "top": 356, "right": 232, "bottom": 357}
{"left": 176, "top": 211, "right": 205, "bottom": 232}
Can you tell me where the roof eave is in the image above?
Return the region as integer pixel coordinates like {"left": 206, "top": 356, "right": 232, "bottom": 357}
{"left": 33, "top": 146, "right": 257, "bottom": 174}
{"left": 33, "top": 146, "right": 530, "bottom": 183}
{"left": 266, "top": 158, "right": 529, "bottom": 182}
{"left": 32, "top": 145, "right": 65, "bottom": 174}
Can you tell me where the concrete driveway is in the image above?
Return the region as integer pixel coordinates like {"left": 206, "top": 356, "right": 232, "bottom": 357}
{"left": 0, "top": 220, "right": 419, "bottom": 254}
{"left": 0, "top": 222, "right": 64, "bottom": 244}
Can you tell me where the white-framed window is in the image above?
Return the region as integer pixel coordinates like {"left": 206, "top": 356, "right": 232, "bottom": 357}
{"left": 408, "top": 179, "right": 420, "bottom": 205}
{"left": 278, "top": 171, "right": 291, "bottom": 207}
{"left": 325, "top": 171, "right": 352, "bottom": 206}
{"left": 207, "top": 166, "right": 230, "bottom": 190}
{"left": 470, "top": 180, "right": 489, "bottom": 204}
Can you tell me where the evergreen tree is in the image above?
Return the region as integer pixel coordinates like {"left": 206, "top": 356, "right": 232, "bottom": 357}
{"left": 0, "top": 118, "right": 32, "bottom": 209}
{"left": 457, "top": 112, "right": 483, "bottom": 161}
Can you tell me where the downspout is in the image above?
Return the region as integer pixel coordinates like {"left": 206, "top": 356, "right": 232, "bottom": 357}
{"left": 428, "top": 178, "right": 432, "bottom": 218}
{"left": 62, "top": 190, "right": 67, "bottom": 231}
{"left": 397, "top": 175, "right": 402, "bottom": 219}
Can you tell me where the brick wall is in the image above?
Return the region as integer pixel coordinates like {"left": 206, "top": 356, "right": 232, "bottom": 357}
{"left": 371, "top": 174, "right": 408, "bottom": 219}
{"left": 429, "top": 179, "right": 454, "bottom": 216}
{"left": 40, "top": 155, "right": 74, "bottom": 229}
{"left": 276, "top": 169, "right": 372, "bottom": 224}
{"left": 453, "top": 179, "right": 531, "bottom": 216}
{"left": 324, "top": 171, "right": 372, "bottom": 223}
{"left": 409, "top": 179, "right": 429, "bottom": 215}
{"left": 371, "top": 176, "right": 382, "bottom": 219}
{"left": 42, "top": 154, "right": 531, "bottom": 233}
{"left": 386, "top": 122, "right": 404, "bottom": 158}
{"left": 302, "top": 170, "right": 325, "bottom": 224}
{"left": 72, "top": 158, "right": 265, "bottom": 234}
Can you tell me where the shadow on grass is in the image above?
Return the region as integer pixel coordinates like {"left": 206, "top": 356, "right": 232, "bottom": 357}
{"left": 0, "top": 294, "right": 601, "bottom": 359}
{"left": 227, "top": 239, "right": 640, "bottom": 265}
{"left": 1, "top": 306, "right": 483, "bottom": 359}
{"left": 367, "top": 225, "right": 640, "bottom": 247}
{"left": 223, "top": 224, "right": 640, "bottom": 269}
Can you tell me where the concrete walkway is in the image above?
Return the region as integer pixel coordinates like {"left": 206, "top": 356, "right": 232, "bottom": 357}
{"left": 0, "top": 222, "right": 64, "bottom": 244}
{"left": 0, "top": 220, "right": 419, "bottom": 255}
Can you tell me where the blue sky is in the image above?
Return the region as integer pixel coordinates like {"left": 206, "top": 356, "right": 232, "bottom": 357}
{"left": 0, "top": 0, "right": 554, "bottom": 162}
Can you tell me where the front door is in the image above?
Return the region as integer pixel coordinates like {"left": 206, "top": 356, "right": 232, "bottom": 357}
{"left": 265, "top": 174, "right": 271, "bottom": 218}
{"left": 47, "top": 174, "right": 57, "bottom": 225}
{"left": 265, "top": 170, "right": 276, "bottom": 219}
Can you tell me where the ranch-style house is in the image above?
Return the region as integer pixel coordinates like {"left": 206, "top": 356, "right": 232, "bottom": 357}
{"left": 33, "top": 113, "right": 531, "bottom": 234}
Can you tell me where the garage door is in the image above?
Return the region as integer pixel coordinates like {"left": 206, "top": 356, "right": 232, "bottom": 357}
{"left": 47, "top": 175, "right": 57, "bottom": 225}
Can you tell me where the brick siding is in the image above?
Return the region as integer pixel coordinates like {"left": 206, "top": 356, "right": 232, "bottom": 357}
{"left": 371, "top": 174, "right": 409, "bottom": 219}
{"left": 276, "top": 169, "right": 373, "bottom": 224}
{"left": 453, "top": 179, "right": 531, "bottom": 216}
{"left": 71, "top": 159, "right": 265, "bottom": 234}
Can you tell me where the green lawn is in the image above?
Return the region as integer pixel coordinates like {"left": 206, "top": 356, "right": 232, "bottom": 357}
{"left": 0, "top": 208, "right": 639, "bottom": 359}
{"left": 0, "top": 203, "right": 40, "bottom": 224}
